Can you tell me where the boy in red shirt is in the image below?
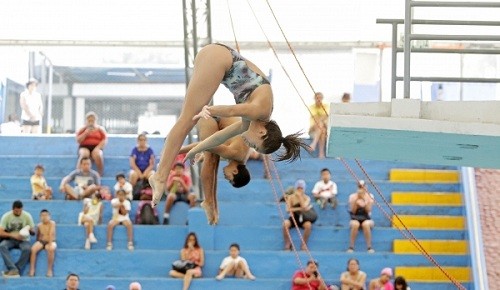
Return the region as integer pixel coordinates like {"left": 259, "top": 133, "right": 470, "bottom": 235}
{"left": 162, "top": 162, "right": 196, "bottom": 225}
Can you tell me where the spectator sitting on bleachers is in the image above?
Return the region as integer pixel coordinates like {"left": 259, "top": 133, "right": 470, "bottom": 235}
{"left": 394, "top": 276, "right": 410, "bottom": 290}
{"left": 129, "top": 133, "right": 155, "bottom": 187}
{"left": 312, "top": 168, "right": 337, "bottom": 209}
{"left": 31, "top": 164, "right": 52, "bottom": 200}
{"left": 114, "top": 173, "right": 133, "bottom": 201}
{"left": 339, "top": 258, "right": 366, "bottom": 290}
{"left": 216, "top": 243, "right": 255, "bottom": 281}
{"left": 60, "top": 157, "right": 101, "bottom": 200}
{"left": 0, "top": 200, "right": 35, "bottom": 277}
{"left": 179, "top": 116, "right": 251, "bottom": 225}
{"left": 64, "top": 273, "right": 80, "bottom": 290}
{"left": 29, "top": 209, "right": 56, "bottom": 277}
{"left": 79, "top": 193, "right": 103, "bottom": 250}
{"left": 369, "top": 268, "right": 394, "bottom": 290}
{"left": 291, "top": 260, "right": 327, "bottom": 290}
{"left": 308, "top": 92, "right": 329, "bottom": 159}
{"left": 162, "top": 162, "right": 196, "bottom": 225}
{"left": 169, "top": 232, "right": 204, "bottom": 290}
{"left": 347, "top": 180, "right": 375, "bottom": 253}
{"left": 106, "top": 189, "right": 134, "bottom": 251}
{"left": 283, "top": 180, "right": 317, "bottom": 251}
{"left": 129, "top": 281, "right": 142, "bottom": 290}
{"left": 76, "top": 111, "right": 107, "bottom": 176}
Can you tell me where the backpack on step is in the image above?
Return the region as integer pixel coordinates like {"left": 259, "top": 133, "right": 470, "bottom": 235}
{"left": 135, "top": 201, "right": 158, "bottom": 225}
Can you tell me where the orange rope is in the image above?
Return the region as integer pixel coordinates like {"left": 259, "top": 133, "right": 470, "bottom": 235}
{"left": 258, "top": 1, "right": 467, "bottom": 288}
{"left": 226, "top": 0, "right": 240, "bottom": 53}
{"left": 229, "top": 2, "right": 320, "bottom": 288}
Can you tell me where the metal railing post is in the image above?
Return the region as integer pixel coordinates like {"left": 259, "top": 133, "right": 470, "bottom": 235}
{"left": 391, "top": 22, "right": 398, "bottom": 99}
{"left": 403, "top": 0, "right": 412, "bottom": 99}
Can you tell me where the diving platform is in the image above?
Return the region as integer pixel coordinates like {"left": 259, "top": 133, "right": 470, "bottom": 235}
{"left": 327, "top": 99, "right": 500, "bottom": 169}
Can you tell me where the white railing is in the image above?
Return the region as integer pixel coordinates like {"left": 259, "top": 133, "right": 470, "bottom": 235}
{"left": 461, "top": 167, "right": 489, "bottom": 290}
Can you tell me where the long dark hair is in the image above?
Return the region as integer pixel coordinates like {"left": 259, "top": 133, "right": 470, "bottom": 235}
{"left": 262, "top": 120, "right": 310, "bottom": 162}
{"left": 394, "top": 276, "right": 408, "bottom": 290}
{"left": 183, "top": 232, "right": 200, "bottom": 249}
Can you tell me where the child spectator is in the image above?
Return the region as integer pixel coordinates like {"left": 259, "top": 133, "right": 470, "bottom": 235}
{"left": 347, "top": 180, "right": 375, "bottom": 253}
{"left": 29, "top": 209, "right": 56, "bottom": 277}
{"left": 106, "top": 189, "right": 134, "bottom": 251}
{"left": 129, "top": 133, "right": 155, "bottom": 187}
{"left": 162, "top": 162, "right": 196, "bottom": 225}
{"left": 30, "top": 164, "right": 52, "bottom": 200}
{"left": 312, "top": 168, "right": 337, "bottom": 209}
{"left": 216, "top": 243, "right": 255, "bottom": 280}
{"left": 291, "top": 260, "right": 327, "bottom": 290}
{"left": 394, "top": 276, "right": 410, "bottom": 290}
{"left": 169, "top": 232, "right": 204, "bottom": 290}
{"left": 135, "top": 201, "right": 159, "bottom": 225}
{"left": 114, "top": 173, "right": 133, "bottom": 200}
{"left": 369, "top": 268, "right": 394, "bottom": 290}
{"left": 79, "top": 193, "right": 103, "bottom": 250}
{"left": 339, "top": 258, "right": 366, "bottom": 290}
{"left": 308, "top": 92, "right": 329, "bottom": 159}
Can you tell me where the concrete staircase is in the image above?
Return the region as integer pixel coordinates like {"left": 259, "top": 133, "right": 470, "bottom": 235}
{"left": 0, "top": 135, "right": 473, "bottom": 289}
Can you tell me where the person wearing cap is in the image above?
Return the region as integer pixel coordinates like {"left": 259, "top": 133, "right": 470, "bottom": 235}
{"left": 368, "top": 267, "right": 394, "bottom": 290}
{"left": 178, "top": 116, "right": 252, "bottom": 225}
{"left": 283, "top": 179, "right": 317, "bottom": 251}
{"left": 291, "top": 260, "right": 327, "bottom": 290}
{"left": 162, "top": 162, "right": 195, "bottom": 225}
{"left": 129, "top": 281, "right": 142, "bottom": 290}
{"left": 19, "top": 78, "right": 43, "bottom": 134}
{"left": 76, "top": 111, "right": 107, "bottom": 176}
{"left": 347, "top": 180, "right": 375, "bottom": 253}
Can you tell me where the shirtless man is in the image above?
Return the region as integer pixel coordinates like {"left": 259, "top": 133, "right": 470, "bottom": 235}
{"left": 29, "top": 209, "right": 56, "bottom": 277}
{"left": 179, "top": 116, "right": 252, "bottom": 225}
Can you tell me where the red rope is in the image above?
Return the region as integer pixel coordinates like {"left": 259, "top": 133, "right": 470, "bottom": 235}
{"left": 226, "top": 0, "right": 240, "bottom": 53}
{"left": 259, "top": 1, "right": 467, "bottom": 288}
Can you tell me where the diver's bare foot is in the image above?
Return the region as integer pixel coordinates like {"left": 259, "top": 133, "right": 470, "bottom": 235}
{"left": 149, "top": 174, "right": 165, "bottom": 207}
{"left": 201, "top": 201, "right": 219, "bottom": 225}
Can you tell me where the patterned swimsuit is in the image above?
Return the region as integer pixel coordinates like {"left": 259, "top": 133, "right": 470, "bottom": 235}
{"left": 216, "top": 43, "right": 270, "bottom": 104}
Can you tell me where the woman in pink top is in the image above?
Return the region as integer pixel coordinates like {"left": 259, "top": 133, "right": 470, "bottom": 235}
{"left": 169, "top": 232, "right": 204, "bottom": 290}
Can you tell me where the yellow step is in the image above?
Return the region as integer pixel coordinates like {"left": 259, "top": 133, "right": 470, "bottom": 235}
{"left": 393, "top": 239, "right": 468, "bottom": 255}
{"left": 392, "top": 215, "right": 465, "bottom": 230}
{"left": 392, "top": 192, "right": 463, "bottom": 205}
{"left": 395, "top": 266, "right": 470, "bottom": 282}
{"left": 390, "top": 169, "right": 459, "bottom": 183}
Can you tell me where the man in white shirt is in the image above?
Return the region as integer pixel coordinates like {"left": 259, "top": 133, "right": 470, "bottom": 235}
{"left": 312, "top": 168, "right": 338, "bottom": 209}
{"left": 19, "top": 78, "right": 43, "bottom": 134}
{"left": 106, "top": 190, "right": 134, "bottom": 251}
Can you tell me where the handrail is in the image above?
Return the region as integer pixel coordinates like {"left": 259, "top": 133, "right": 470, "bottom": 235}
{"left": 411, "top": 34, "right": 500, "bottom": 41}
{"left": 377, "top": 18, "right": 500, "bottom": 26}
{"left": 377, "top": 0, "right": 500, "bottom": 99}
{"left": 396, "top": 48, "right": 500, "bottom": 54}
{"left": 396, "top": 76, "right": 500, "bottom": 83}
{"left": 461, "top": 167, "right": 489, "bottom": 290}
{"left": 411, "top": 1, "right": 500, "bottom": 7}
